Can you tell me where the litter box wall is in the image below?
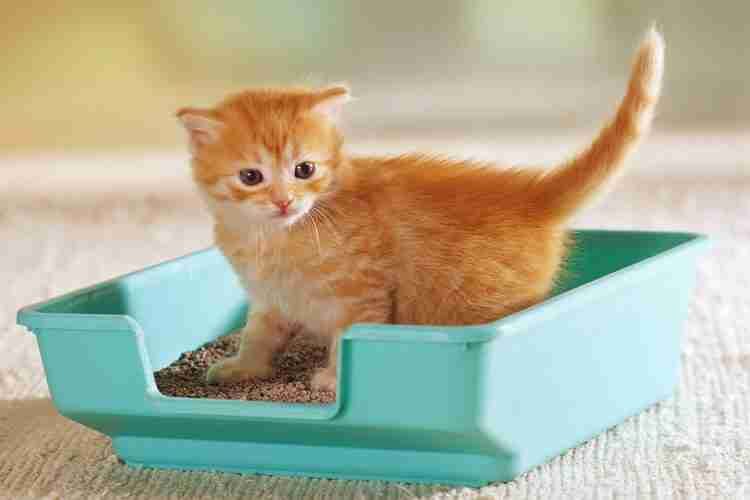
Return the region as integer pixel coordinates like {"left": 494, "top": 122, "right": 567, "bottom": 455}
{"left": 17, "top": 230, "right": 708, "bottom": 486}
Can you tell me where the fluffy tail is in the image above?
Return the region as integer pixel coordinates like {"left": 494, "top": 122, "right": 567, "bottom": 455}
{"left": 531, "top": 28, "right": 665, "bottom": 220}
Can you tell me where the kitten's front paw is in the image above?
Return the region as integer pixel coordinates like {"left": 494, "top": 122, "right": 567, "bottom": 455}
{"left": 206, "top": 357, "right": 273, "bottom": 385}
{"left": 310, "top": 368, "right": 337, "bottom": 392}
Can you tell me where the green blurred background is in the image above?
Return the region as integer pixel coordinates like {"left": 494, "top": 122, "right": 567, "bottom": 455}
{"left": 1, "top": 0, "right": 747, "bottom": 153}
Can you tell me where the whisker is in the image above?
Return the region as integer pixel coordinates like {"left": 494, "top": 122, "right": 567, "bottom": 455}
{"left": 308, "top": 211, "right": 323, "bottom": 259}
{"left": 313, "top": 204, "right": 342, "bottom": 243}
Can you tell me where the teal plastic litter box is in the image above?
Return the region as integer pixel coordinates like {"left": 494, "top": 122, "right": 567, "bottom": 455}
{"left": 17, "top": 229, "right": 708, "bottom": 486}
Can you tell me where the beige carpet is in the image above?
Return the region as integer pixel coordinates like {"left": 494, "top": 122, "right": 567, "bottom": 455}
{"left": 2, "top": 165, "right": 749, "bottom": 498}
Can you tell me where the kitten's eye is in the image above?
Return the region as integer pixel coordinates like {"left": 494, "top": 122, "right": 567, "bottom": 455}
{"left": 238, "top": 168, "right": 263, "bottom": 186}
{"left": 294, "top": 161, "right": 316, "bottom": 179}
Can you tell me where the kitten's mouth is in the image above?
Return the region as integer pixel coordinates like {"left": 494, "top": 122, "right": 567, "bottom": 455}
{"left": 272, "top": 207, "right": 305, "bottom": 222}
{"left": 274, "top": 209, "right": 297, "bottom": 218}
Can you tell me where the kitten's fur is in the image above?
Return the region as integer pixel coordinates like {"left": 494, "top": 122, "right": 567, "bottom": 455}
{"left": 178, "top": 30, "right": 664, "bottom": 391}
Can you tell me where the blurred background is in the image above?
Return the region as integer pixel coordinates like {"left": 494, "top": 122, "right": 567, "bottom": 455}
{"left": 1, "top": 1, "right": 747, "bottom": 163}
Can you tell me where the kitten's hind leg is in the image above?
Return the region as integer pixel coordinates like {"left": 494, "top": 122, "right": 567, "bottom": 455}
{"left": 206, "top": 307, "right": 294, "bottom": 385}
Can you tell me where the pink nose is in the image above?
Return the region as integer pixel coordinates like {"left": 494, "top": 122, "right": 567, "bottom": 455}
{"left": 273, "top": 199, "right": 292, "bottom": 213}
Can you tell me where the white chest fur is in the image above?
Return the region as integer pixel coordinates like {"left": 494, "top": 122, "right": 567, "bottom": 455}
{"left": 233, "top": 256, "right": 346, "bottom": 337}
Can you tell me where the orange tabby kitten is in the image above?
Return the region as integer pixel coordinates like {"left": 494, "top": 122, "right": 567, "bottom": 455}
{"left": 177, "top": 30, "right": 664, "bottom": 391}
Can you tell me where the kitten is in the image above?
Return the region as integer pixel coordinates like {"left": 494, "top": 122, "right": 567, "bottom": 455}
{"left": 177, "top": 29, "right": 664, "bottom": 392}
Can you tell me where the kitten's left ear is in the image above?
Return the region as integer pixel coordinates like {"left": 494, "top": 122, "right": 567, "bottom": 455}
{"left": 310, "top": 85, "right": 351, "bottom": 123}
{"left": 176, "top": 107, "right": 224, "bottom": 153}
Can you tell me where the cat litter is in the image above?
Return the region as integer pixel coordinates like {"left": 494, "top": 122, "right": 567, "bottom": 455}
{"left": 154, "top": 332, "right": 335, "bottom": 404}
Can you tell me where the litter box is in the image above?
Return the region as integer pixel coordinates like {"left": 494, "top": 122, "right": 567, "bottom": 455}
{"left": 17, "top": 230, "right": 708, "bottom": 486}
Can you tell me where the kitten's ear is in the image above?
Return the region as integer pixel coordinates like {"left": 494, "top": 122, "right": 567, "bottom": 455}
{"left": 310, "top": 85, "right": 351, "bottom": 123}
{"left": 176, "top": 107, "right": 223, "bottom": 153}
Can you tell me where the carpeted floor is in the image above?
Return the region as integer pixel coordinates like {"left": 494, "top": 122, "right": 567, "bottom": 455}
{"left": 1, "top": 163, "right": 749, "bottom": 498}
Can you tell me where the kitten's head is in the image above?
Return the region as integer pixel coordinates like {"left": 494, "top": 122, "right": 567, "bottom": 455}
{"left": 177, "top": 85, "right": 350, "bottom": 230}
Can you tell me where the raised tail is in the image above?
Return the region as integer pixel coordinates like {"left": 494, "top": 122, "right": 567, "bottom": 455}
{"left": 531, "top": 28, "right": 665, "bottom": 221}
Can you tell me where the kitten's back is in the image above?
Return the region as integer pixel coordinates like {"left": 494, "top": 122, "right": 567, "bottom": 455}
{"left": 344, "top": 29, "right": 664, "bottom": 325}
